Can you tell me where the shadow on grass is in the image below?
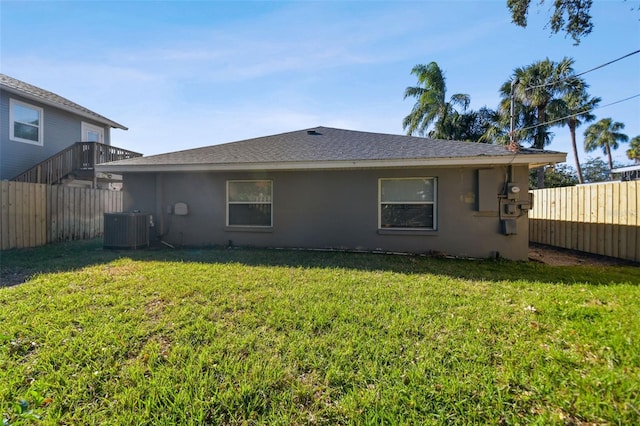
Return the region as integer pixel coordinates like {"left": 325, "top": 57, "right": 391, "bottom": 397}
{"left": 1, "top": 238, "right": 637, "bottom": 288}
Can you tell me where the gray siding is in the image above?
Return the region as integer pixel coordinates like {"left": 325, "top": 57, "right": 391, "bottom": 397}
{"left": 0, "top": 90, "right": 110, "bottom": 180}
{"left": 123, "top": 165, "right": 531, "bottom": 260}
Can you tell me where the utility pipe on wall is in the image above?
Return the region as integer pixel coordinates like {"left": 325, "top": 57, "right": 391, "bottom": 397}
{"left": 155, "top": 173, "right": 164, "bottom": 237}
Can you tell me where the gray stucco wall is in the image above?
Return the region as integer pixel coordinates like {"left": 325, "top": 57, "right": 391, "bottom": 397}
{"left": 122, "top": 165, "right": 531, "bottom": 260}
{"left": 0, "top": 90, "right": 110, "bottom": 180}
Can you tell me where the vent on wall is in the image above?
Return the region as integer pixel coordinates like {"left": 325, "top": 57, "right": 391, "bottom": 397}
{"left": 104, "top": 212, "right": 150, "bottom": 249}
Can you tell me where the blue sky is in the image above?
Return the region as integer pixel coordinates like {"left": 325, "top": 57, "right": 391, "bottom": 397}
{"left": 2, "top": 0, "right": 639, "bottom": 167}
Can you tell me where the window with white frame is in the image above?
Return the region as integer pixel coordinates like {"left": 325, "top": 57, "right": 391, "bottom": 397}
{"left": 10, "top": 99, "right": 43, "bottom": 145}
{"left": 379, "top": 178, "right": 437, "bottom": 230}
{"left": 227, "top": 180, "right": 273, "bottom": 227}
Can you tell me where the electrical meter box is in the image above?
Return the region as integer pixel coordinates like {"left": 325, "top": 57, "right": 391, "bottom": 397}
{"left": 507, "top": 183, "right": 521, "bottom": 200}
{"left": 174, "top": 202, "right": 188, "bottom": 216}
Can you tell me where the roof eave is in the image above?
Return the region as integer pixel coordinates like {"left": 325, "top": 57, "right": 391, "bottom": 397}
{"left": 611, "top": 164, "right": 640, "bottom": 173}
{"left": 0, "top": 84, "right": 128, "bottom": 130}
{"left": 96, "top": 153, "right": 567, "bottom": 173}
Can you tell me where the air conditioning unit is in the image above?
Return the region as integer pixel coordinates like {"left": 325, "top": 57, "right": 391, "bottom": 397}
{"left": 104, "top": 212, "right": 150, "bottom": 249}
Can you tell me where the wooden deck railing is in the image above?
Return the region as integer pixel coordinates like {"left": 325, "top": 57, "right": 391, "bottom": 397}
{"left": 12, "top": 142, "right": 142, "bottom": 185}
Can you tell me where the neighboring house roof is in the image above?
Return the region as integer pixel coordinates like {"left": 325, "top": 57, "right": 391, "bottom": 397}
{"left": 611, "top": 164, "right": 640, "bottom": 181}
{"left": 97, "top": 126, "right": 566, "bottom": 173}
{"left": 611, "top": 164, "right": 640, "bottom": 173}
{"left": 0, "top": 73, "right": 128, "bottom": 130}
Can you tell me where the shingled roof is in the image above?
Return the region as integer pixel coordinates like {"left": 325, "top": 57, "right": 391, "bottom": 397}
{"left": 97, "top": 126, "right": 566, "bottom": 172}
{"left": 0, "top": 73, "right": 127, "bottom": 130}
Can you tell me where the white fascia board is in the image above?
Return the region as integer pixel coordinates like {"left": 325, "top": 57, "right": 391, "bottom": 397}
{"left": 527, "top": 155, "right": 568, "bottom": 168}
{"left": 612, "top": 164, "right": 640, "bottom": 173}
{"left": 96, "top": 153, "right": 567, "bottom": 173}
{"left": 1, "top": 85, "right": 128, "bottom": 130}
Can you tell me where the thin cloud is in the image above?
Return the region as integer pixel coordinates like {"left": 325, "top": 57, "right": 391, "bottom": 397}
{"left": 96, "top": 5, "right": 505, "bottom": 83}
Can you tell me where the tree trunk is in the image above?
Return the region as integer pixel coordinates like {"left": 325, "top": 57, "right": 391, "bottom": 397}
{"left": 536, "top": 167, "right": 545, "bottom": 189}
{"left": 569, "top": 120, "right": 583, "bottom": 184}
{"left": 606, "top": 143, "right": 614, "bottom": 181}
{"left": 534, "top": 106, "right": 546, "bottom": 149}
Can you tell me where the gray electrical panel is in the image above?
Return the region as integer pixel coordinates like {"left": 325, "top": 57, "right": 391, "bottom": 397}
{"left": 477, "top": 169, "right": 498, "bottom": 212}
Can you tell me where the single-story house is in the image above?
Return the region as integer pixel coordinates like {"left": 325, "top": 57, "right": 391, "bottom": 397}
{"left": 96, "top": 126, "right": 566, "bottom": 260}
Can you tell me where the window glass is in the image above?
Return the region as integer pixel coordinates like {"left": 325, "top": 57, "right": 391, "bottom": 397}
{"left": 13, "top": 103, "right": 40, "bottom": 126}
{"left": 14, "top": 122, "right": 39, "bottom": 141}
{"left": 380, "top": 178, "right": 436, "bottom": 230}
{"left": 381, "top": 204, "right": 434, "bottom": 228}
{"left": 86, "top": 130, "right": 100, "bottom": 142}
{"left": 82, "top": 122, "right": 104, "bottom": 143}
{"left": 381, "top": 179, "right": 434, "bottom": 202}
{"left": 228, "top": 204, "right": 272, "bottom": 226}
{"left": 228, "top": 181, "right": 272, "bottom": 202}
{"left": 227, "top": 180, "right": 272, "bottom": 227}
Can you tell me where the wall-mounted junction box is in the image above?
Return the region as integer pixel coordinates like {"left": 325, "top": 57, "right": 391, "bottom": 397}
{"left": 174, "top": 202, "right": 188, "bottom": 216}
{"left": 501, "top": 219, "right": 517, "bottom": 235}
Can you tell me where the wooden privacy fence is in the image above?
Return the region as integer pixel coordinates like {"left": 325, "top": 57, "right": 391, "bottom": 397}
{"left": 0, "top": 180, "right": 123, "bottom": 250}
{"left": 529, "top": 181, "right": 639, "bottom": 262}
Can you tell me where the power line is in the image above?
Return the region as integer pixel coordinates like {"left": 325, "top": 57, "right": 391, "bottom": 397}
{"left": 517, "top": 93, "right": 640, "bottom": 133}
{"left": 525, "top": 49, "right": 640, "bottom": 91}
{"left": 574, "top": 49, "right": 640, "bottom": 79}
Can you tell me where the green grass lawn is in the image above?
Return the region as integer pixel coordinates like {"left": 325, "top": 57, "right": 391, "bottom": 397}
{"left": 1, "top": 240, "right": 639, "bottom": 425}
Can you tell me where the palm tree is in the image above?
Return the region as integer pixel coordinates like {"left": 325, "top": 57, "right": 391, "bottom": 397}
{"left": 496, "top": 57, "right": 576, "bottom": 188}
{"left": 403, "top": 62, "right": 470, "bottom": 138}
{"left": 584, "top": 118, "right": 628, "bottom": 180}
{"left": 451, "top": 107, "right": 500, "bottom": 142}
{"left": 552, "top": 78, "right": 600, "bottom": 184}
{"left": 627, "top": 135, "right": 640, "bottom": 164}
{"left": 510, "top": 57, "right": 575, "bottom": 149}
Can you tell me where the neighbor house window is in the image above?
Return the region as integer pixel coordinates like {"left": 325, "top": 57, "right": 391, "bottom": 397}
{"left": 227, "top": 180, "right": 273, "bottom": 227}
{"left": 379, "top": 178, "right": 436, "bottom": 230}
{"left": 10, "top": 99, "right": 43, "bottom": 145}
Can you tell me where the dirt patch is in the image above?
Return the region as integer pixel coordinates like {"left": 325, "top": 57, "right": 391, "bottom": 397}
{"left": 0, "top": 268, "right": 34, "bottom": 288}
{"left": 529, "top": 243, "right": 636, "bottom": 267}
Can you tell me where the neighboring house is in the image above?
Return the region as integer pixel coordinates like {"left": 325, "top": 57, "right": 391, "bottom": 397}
{"left": 611, "top": 164, "right": 640, "bottom": 181}
{"left": 97, "top": 127, "right": 566, "bottom": 260}
{"left": 0, "top": 73, "right": 141, "bottom": 188}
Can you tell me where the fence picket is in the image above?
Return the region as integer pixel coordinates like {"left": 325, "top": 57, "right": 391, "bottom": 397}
{"left": 611, "top": 182, "right": 619, "bottom": 258}
{"left": 57, "top": 186, "right": 64, "bottom": 242}
{"left": 16, "top": 182, "right": 24, "bottom": 249}
{"left": 570, "top": 186, "right": 578, "bottom": 250}
{"left": 630, "top": 182, "right": 638, "bottom": 261}
{"left": 1, "top": 181, "right": 8, "bottom": 250}
{"left": 49, "top": 186, "right": 57, "bottom": 243}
